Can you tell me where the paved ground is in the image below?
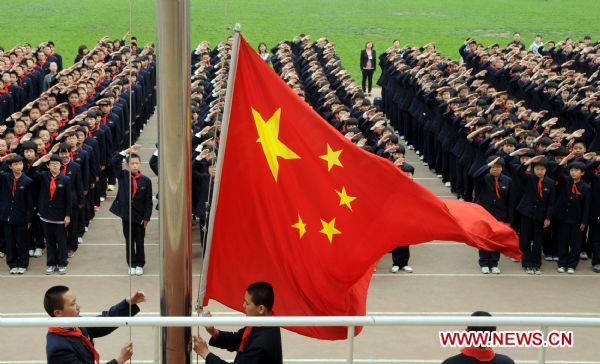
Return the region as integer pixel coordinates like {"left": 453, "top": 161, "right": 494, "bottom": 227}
{"left": 1, "top": 89, "right": 599, "bottom": 363}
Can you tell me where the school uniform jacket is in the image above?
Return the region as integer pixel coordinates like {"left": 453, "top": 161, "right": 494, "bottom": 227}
{"left": 472, "top": 167, "right": 513, "bottom": 224}
{"left": 46, "top": 300, "right": 140, "bottom": 364}
{"left": 36, "top": 171, "right": 73, "bottom": 221}
{"left": 553, "top": 174, "right": 591, "bottom": 225}
{"left": 0, "top": 172, "right": 34, "bottom": 225}
{"left": 516, "top": 166, "right": 555, "bottom": 222}
{"left": 109, "top": 154, "right": 153, "bottom": 223}
{"left": 206, "top": 326, "right": 283, "bottom": 364}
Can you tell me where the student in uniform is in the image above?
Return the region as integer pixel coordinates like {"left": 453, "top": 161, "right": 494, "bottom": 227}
{"left": 391, "top": 163, "right": 414, "bottom": 273}
{"left": 472, "top": 156, "right": 513, "bottom": 274}
{"left": 192, "top": 282, "right": 283, "bottom": 364}
{"left": 33, "top": 154, "right": 72, "bottom": 275}
{"left": 109, "top": 144, "right": 153, "bottom": 276}
{"left": 44, "top": 285, "right": 145, "bottom": 364}
{"left": 553, "top": 159, "right": 591, "bottom": 274}
{"left": 56, "top": 143, "right": 84, "bottom": 258}
{"left": 515, "top": 154, "right": 555, "bottom": 274}
{"left": 0, "top": 154, "right": 34, "bottom": 274}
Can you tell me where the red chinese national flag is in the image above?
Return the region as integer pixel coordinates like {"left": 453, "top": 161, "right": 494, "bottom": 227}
{"left": 204, "top": 35, "right": 520, "bottom": 340}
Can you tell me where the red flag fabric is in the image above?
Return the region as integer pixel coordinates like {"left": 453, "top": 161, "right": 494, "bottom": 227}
{"left": 204, "top": 35, "right": 520, "bottom": 340}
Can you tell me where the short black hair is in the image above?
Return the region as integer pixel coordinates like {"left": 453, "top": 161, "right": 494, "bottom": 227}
{"left": 486, "top": 156, "right": 505, "bottom": 167}
{"left": 467, "top": 311, "right": 496, "bottom": 333}
{"left": 400, "top": 163, "right": 415, "bottom": 175}
{"left": 126, "top": 153, "right": 141, "bottom": 163}
{"left": 568, "top": 161, "right": 586, "bottom": 172}
{"left": 246, "top": 281, "right": 274, "bottom": 311}
{"left": 44, "top": 285, "right": 70, "bottom": 316}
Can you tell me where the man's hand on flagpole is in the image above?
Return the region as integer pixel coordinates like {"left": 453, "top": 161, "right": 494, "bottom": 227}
{"left": 202, "top": 311, "right": 220, "bottom": 338}
{"left": 192, "top": 336, "right": 210, "bottom": 358}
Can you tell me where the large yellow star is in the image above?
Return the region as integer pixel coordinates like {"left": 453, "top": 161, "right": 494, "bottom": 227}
{"left": 319, "top": 144, "right": 343, "bottom": 172}
{"left": 291, "top": 214, "right": 307, "bottom": 239}
{"left": 320, "top": 217, "right": 341, "bottom": 244}
{"left": 335, "top": 187, "right": 357, "bottom": 211}
{"left": 252, "top": 107, "right": 300, "bottom": 181}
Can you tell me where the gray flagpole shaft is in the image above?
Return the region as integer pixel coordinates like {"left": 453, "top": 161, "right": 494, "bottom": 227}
{"left": 156, "top": 0, "right": 192, "bottom": 363}
{"left": 197, "top": 23, "right": 242, "bottom": 310}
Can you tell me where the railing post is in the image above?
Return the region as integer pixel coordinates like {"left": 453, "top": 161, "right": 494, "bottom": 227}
{"left": 346, "top": 326, "right": 355, "bottom": 364}
{"left": 537, "top": 325, "right": 548, "bottom": 364}
{"left": 154, "top": 326, "right": 160, "bottom": 364}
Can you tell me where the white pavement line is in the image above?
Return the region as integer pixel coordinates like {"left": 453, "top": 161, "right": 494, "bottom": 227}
{"left": 3, "top": 272, "right": 597, "bottom": 278}
{"left": 76, "top": 243, "right": 203, "bottom": 246}
{"left": 0, "top": 274, "right": 161, "bottom": 278}
{"left": 5, "top": 311, "right": 600, "bottom": 317}
{"left": 413, "top": 177, "right": 439, "bottom": 180}
{"left": 92, "top": 217, "right": 159, "bottom": 220}
{"left": 2, "top": 360, "right": 600, "bottom": 364}
{"left": 372, "top": 273, "right": 599, "bottom": 277}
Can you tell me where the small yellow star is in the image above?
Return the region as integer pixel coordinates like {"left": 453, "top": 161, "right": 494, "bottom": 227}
{"left": 319, "top": 144, "right": 343, "bottom": 172}
{"left": 320, "top": 217, "right": 341, "bottom": 244}
{"left": 252, "top": 107, "right": 300, "bottom": 182}
{"left": 291, "top": 214, "right": 307, "bottom": 239}
{"left": 335, "top": 187, "right": 357, "bottom": 211}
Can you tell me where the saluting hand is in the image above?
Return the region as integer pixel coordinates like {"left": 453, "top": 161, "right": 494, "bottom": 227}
{"left": 127, "top": 291, "right": 147, "bottom": 305}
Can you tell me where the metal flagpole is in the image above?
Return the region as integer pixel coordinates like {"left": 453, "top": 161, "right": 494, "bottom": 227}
{"left": 156, "top": 0, "right": 192, "bottom": 362}
{"left": 196, "top": 23, "right": 242, "bottom": 312}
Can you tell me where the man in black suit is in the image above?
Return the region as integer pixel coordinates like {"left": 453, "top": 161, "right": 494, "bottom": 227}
{"left": 33, "top": 154, "right": 72, "bottom": 275}
{"left": 0, "top": 154, "right": 34, "bottom": 274}
{"left": 109, "top": 144, "right": 153, "bottom": 276}
{"left": 193, "top": 282, "right": 283, "bottom": 364}
{"left": 45, "top": 285, "right": 145, "bottom": 364}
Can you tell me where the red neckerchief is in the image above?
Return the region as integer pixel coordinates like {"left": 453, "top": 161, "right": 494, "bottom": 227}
{"left": 15, "top": 133, "right": 25, "bottom": 142}
{"left": 48, "top": 327, "right": 99, "bottom": 364}
{"left": 0, "top": 150, "right": 7, "bottom": 157}
{"left": 494, "top": 177, "right": 501, "bottom": 198}
{"left": 58, "top": 118, "right": 68, "bottom": 128}
{"left": 537, "top": 178, "right": 544, "bottom": 198}
{"left": 102, "top": 114, "right": 108, "bottom": 125}
{"left": 0, "top": 86, "right": 8, "bottom": 94}
{"left": 70, "top": 150, "right": 78, "bottom": 161}
{"left": 51, "top": 131, "right": 59, "bottom": 141}
{"left": 12, "top": 175, "right": 18, "bottom": 196}
{"left": 571, "top": 181, "right": 581, "bottom": 197}
{"left": 131, "top": 172, "right": 142, "bottom": 199}
{"left": 237, "top": 327, "right": 253, "bottom": 352}
{"left": 44, "top": 141, "right": 52, "bottom": 151}
{"left": 49, "top": 175, "right": 57, "bottom": 200}
{"left": 38, "top": 60, "right": 47, "bottom": 68}
{"left": 461, "top": 347, "right": 496, "bottom": 362}
{"left": 61, "top": 163, "right": 69, "bottom": 175}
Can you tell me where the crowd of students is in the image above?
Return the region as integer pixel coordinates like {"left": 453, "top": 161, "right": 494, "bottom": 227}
{"left": 0, "top": 36, "right": 156, "bottom": 275}
{"left": 378, "top": 34, "right": 599, "bottom": 274}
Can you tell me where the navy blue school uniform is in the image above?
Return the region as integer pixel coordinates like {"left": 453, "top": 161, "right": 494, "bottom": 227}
{"left": 61, "top": 161, "right": 84, "bottom": 253}
{"left": 473, "top": 166, "right": 513, "bottom": 268}
{"left": 109, "top": 153, "right": 153, "bottom": 268}
{"left": 516, "top": 166, "right": 555, "bottom": 269}
{"left": 0, "top": 172, "right": 34, "bottom": 269}
{"left": 585, "top": 164, "right": 600, "bottom": 268}
{"left": 36, "top": 171, "right": 72, "bottom": 268}
{"left": 206, "top": 326, "right": 283, "bottom": 364}
{"left": 553, "top": 172, "right": 591, "bottom": 270}
{"left": 46, "top": 299, "right": 140, "bottom": 364}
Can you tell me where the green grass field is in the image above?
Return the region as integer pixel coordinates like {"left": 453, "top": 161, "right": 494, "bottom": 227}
{"left": 1, "top": 0, "right": 599, "bottom": 80}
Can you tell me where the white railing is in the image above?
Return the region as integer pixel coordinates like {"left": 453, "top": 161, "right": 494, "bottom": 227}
{"left": 2, "top": 316, "right": 600, "bottom": 364}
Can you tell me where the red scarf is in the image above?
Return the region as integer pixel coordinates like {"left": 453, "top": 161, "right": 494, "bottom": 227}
{"left": 49, "top": 175, "right": 57, "bottom": 200}
{"left": 48, "top": 327, "right": 100, "bottom": 364}
{"left": 494, "top": 177, "right": 501, "bottom": 198}
{"left": 51, "top": 131, "right": 59, "bottom": 141}
{"left": 537, "top": 178, "right": 544, "bottom": 198}
{"left": 237, "top": 327, "right": 253, "bottom": 352}
{"left": 461, "top": 347, "right": 496, "bottom": 362}
{"left": 12, "top": 176, "right": 18, "bottom": 197}
{"left": 70, "top": 150, "right": 78, "bottom": 161}
{"left": 61, "top": 163, "right": 68, "bottom": 175}
{"left": 571, "top": 181, "right": 581, "bottom": 197}
{"left": 131, "top": 172, "right": 142, "bottom": 199}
